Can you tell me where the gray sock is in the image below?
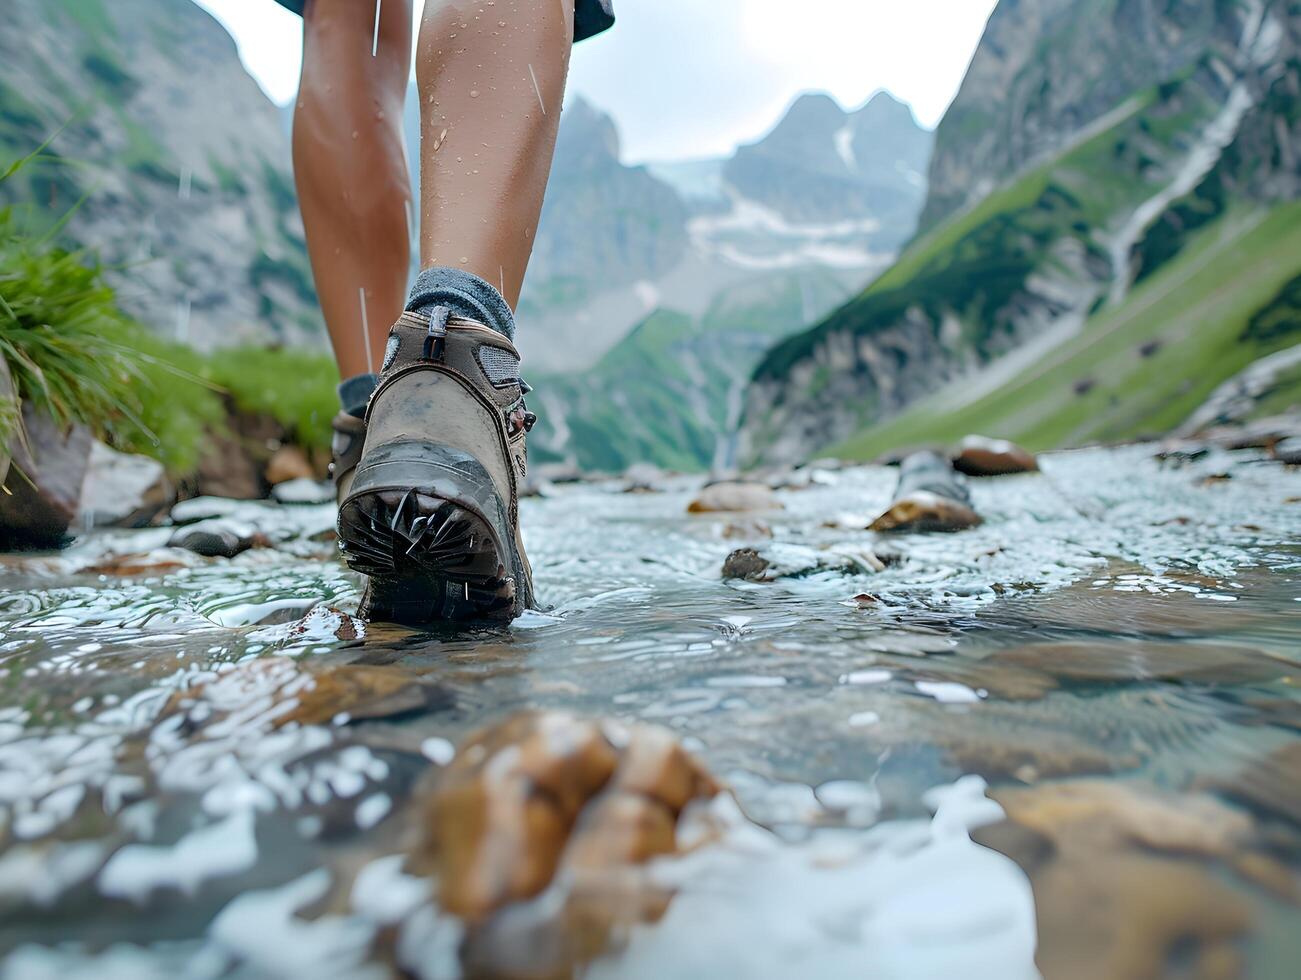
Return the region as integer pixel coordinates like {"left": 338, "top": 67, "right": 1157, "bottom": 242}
{"left": 405, "top": 266, "right": 515, "bottom": 341}
{"left": 338, "top": 372, "right": 377, "bottom": 418}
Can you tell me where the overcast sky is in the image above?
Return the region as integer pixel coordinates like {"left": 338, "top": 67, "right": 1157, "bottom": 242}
{"left": 195, "top": 0, "right": 997, "bottom": 163}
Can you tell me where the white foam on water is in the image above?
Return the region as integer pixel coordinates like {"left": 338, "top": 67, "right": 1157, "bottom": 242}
{"left": 98, "top": 809, "right": 258, "bottom": 903}
{"left": 207, "top": 869, "right": 384, "bottom": 979}
{"left": 915, "top": 680, "right": 984, "bottom": 704}
{"left": 350, "top": 854, "right": 429, "bottom": 926}
{"left": 420, "top": 737, "right": 456, "bottom": 765}
{"left": 591, "top": 776, "right": 1039, "bottom": 980}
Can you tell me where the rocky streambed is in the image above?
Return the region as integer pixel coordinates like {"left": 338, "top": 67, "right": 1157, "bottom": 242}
{"left": 0, "top": 437, "right": 1299, "bottom": 978}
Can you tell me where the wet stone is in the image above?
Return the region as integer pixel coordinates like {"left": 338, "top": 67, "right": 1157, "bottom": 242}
{"left": 0, "top": 403, "right": 93, "bottom": 547}
{"left": 76, "top": 441, "right": 174, "bottom": 529}
{"left": 987, "top": 640, "right": 1295, "bottom": 686}
{"left": 951, "top": 434, "right": 1039, "bottom": 476}
{"left": 1273, "top": 436, "right": 1301, "bottom": 465}
{"left": 869, "top": 450, "right": 982, "bottom": 533}
{"left": 687, "top": 481, "right": 783, "bottom": 514}
{"left": 418, "top": 711, "right": 720, "bottom": 975}
{"left": 722, "top": 543, "right": 886, "bottom": 582}
{"left": 985, "top": 781, "right": 1262, "bottom": 980}
{"left": 168, "top": 519, "right": 262, "bottom": 559}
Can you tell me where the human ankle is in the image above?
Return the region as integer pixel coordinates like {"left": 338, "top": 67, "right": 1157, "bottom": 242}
{"left": 404, "top": 267, "right": 515, "bottom": 341}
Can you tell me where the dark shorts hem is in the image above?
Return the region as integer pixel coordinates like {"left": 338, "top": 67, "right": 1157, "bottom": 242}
{"left": 273, "top": 0, "right": 613, "bottom": 42}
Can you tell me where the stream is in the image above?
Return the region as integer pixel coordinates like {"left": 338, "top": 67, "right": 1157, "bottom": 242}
{"left": 0, "top": 442, "right": 1298, "bottom": 978}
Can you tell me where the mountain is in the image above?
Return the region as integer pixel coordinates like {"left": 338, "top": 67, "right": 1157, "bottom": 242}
{"left": 725, "top": 91, "right": 930, "bottom": 242}
{"left": 739, "top": 0, "right": 1301, "bottom": 465}
{"left": 523, "top": 92, "right": 933, "bottom": 471}
{"left": 0, "top": 0, "right": 318, "bottom": 349}
{"left": 0, "top": 1, "right": 939, "bottom": 474}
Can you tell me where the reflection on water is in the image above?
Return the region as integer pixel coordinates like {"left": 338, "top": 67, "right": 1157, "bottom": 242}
{"left": 0, "top": 444, "right": 1298, "bottom": 977}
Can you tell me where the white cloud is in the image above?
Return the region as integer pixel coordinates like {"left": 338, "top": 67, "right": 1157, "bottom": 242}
{"left": 193, "top": 0, "right": 996, "bottom": 162}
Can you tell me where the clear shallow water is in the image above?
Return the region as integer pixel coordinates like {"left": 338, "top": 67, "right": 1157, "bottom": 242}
{"left": 0, "top": 444, "right": 1299, "bottom": 978}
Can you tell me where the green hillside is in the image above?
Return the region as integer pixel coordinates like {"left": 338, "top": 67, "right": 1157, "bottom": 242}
{"left": 830, "top": 200, "right": 1301, "bottom": 459}
{"left": 531, "top": 268, "right": 852, "bottom": 472}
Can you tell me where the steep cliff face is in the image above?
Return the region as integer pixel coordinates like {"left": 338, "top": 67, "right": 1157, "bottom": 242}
{"left": 0, "top": 0, "right": 317, "bottom": 349}
{"left": 739, "top": 0, "right": 1297, "bottom": 466}
{"left": 918, "top": 0, "right": 1252, "bottom": 232}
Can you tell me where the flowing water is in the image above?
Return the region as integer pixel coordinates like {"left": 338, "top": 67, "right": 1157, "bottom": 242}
{"left": 0, "top": 443, "right": 1299, "bottom": 978}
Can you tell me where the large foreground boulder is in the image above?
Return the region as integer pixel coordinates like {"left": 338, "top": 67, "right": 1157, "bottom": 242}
{"left": 0, "top": 402, "right": 93, "bottom": 548}
{"left": 417, "top": 711, "right": 721, "bottom": 976}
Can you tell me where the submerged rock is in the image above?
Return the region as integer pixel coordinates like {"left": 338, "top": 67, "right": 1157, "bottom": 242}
{"left": 723, "top": 543, "right": 886, "bottom": 582}
{"left": 720, "top": 518, "right": 773, "bottom": 540}
{"left": 265, "top": 445, "right": 315, "bottom": 485}
{"left": 168, "top": 519, "right": 262, "bottom": 558}
{"left": 951, "top": 435, "right": 1039, "bottom": 476}
{"left": 982, "top": 781, "right": 1259, "bottom": 980}
{"left": 77, "top": 441, "right": 174, "bottom": 528}
{"left": 0, "top": 402, "right": 93, "bottom": 547}
{"left": 417, "top": 711, "right": 720, "bottom": 974}
{"left": 687, "top": 481, "right": 783, "bottom": 514}
{"left": 988, "top": 640, "right": 1295, "bottom": 686}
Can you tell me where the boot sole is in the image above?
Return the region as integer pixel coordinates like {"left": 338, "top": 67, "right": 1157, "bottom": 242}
{"left": 337, "top": 441, "right": 522, "bottom": 623}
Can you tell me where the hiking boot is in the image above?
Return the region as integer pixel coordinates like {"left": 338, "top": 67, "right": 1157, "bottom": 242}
{"left": 329, "top": 411, "right": 367, "bottom": 505}
{"left": 336, "top": 306, "right": 535, "bottom": 622}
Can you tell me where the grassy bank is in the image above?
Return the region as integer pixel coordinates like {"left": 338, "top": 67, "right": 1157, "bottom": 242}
{"left": 0, "top": 184, "right": 336, "bottom": 476}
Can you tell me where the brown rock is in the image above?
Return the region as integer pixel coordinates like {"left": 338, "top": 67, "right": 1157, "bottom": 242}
{"left": 421, "top": 711, "right": 720, "bottom": 929}
{"left": 988, "top": 640, "right": 1294, "bottom": 686}
{"left": 265, "top": 445, "right": 315, "bottom": 485}
{"left": 165, "top": 657, "right": 444, "bottom": 732}
{"left": 197, "top": 431, "right": 263, "bottom": 500}
{"left": 869, "top": 490, "right": 983, "bottom": 533}
{"left": 687, "top": 481, "right": 783, "bottom": 514}
{"left": 988, "top": 781, "right": 1258, "bottom": 980}
{"left": 1206, "top": 742, "right": 1301, "bottom": 827}
{"left": 0, "top": 402, "right": 93, "bottom": 547}
{"left": 869, "top": 451, "right": 982, "bottom": 533}
{"left": 951, "top": 435, "right": 1039, "bottom": 476}
{"left": 81, "top": 551, "right": 194, "bottom": 577}
{"left": 278, "top": 663, "right": 442, "bottom": 727}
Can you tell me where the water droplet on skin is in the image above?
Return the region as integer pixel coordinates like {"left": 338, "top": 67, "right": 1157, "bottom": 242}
{"left": 469, "top": 90, "right": 480, "bottom": 98}
{"left": 459, "top": 256, "right": 469, "bottom": 264}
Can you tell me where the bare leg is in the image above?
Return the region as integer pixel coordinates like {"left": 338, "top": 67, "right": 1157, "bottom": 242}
{"left": 416, "top": 0, "right": 573, "bottom": 307}
{"left": 293, "top": 0, "right": 413, "bottom": 380}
